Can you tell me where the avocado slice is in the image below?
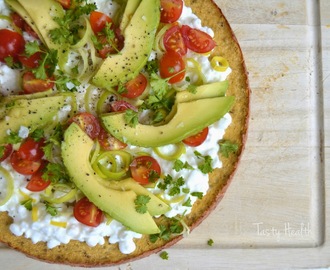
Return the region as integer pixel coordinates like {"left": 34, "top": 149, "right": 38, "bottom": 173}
{"left": 0, "top": 95, "right": 68, "bottom": 144}
{"left": 101, "top": 96, "right": 235, "bottom": 148}
{"left": 15, "top": 0, "right": 64, "bottom": 49}
{"left": 61, "top": 123, "right": 163, "bottom": 234}
{"left": 101, "top": 177, "right": 170, "bottom": 216}
{"left": 92, "top": 0, "right": 160, "bottom": 88}
{"left": 176, "top": 81, "right": 229, "bottom": 103}
{"left": 119, "top": 0, "right": 141, "bottom": 32}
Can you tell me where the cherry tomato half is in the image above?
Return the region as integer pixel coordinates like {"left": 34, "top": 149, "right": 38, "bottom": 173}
{"left": 22, "top": 71, "right": 55, "bottom": 94}
{"left": 163, "top": 24, "right": 187, "bottom": 56}
{"left": 17, "top": 137, "right": 45, "bottom": 161}
{"left": 159, "top": 51, "right": 185, "bottom": 83}
{"left": 18, "top": 52, "right": 42, "bottom": 69}
{"left": 26, "top": 162, "right": 51, "bottom": 192}
{"left": 119, "top": 73, "right": 148, "bottom": 99}
{"left": 181, "top": 25, "right": 216, "bottom": 53}
{"left": 0, "top": 144, "right": 13, "bottom": 162}
{"left": 0, "top": 29, "right": 25, "bottom": 62}
{"left": 90, "top": 11, "right": 112, "bottom": 34}
{"left": 74, "top": 197, "right": 103, "bottom": 227}
{"left": 110, "top": 100, "right": 137, "bottom": 112}
{"left": 10, "top": 12, "right": 25, "bottom": 29}
{"left": 98, "top": 127, "right": 127, "bottom": 151}
{"left": 10, "top": 151, "right": 41, "bottom": 175}
{"left": 130, "top": 156, "right": 161, "bottom": 185}
{"left": 160, "top": 0, "right": 183, "bottom": 23}
{"left": 56, "top": 0, "right": 71, "bottom": 9}
{"left": 68, "top": 112, "right": 101, "bottom": 139}
{"left": 182, "top": 127, "right": 209, "bottom": 147}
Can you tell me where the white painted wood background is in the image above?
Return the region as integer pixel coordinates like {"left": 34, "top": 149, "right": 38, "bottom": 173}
{"left": 1, "top": 0, "right": 329, "bottom": 269}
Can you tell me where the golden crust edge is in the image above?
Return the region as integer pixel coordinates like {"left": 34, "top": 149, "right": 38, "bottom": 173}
{"left": 0, "top": 0, "right": 250, "bottom": 266}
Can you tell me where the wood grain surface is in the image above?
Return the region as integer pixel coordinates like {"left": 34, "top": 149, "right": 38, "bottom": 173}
{"left": 1, "top": 0, "right": 329, "bottom": 269}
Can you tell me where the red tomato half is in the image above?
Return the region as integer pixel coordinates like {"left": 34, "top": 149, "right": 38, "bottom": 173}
{"left": 26, "top": 162, "right": 51, "bottom": 192}
{"left": 10, "top": 12, "right": 25, "bottom": 29}
{"left": 90, "top": 11, "right": 112, "bottom": 33}
{"left": 56, "top": 0, "right": 71, "bottom": 9}
{"left": 68, "top": 112, "right": 101, "bottom": 139}
{"left": 120, "top": 73, "right": 148, "bottom": 99}
{"left": 181, "top": 25, "right": 216, "bottom": 53}
{"left": 10, "top": 151, "right": 41, "bottom": 175}
{"left": 159, "top": 51, "right": 185, "bottom": 83}
{"left": 130, "top": 156, "right": 161, "bottom": 185}
{"left": 22, "top": 71, "right": 54, "bottom": 94}
{"left": 163, "top": 24, "right": 187, "bottom": 56}
{"left": 0, "top": 29, "right": 25, "bottom": 62}
{"left": 98, "top": 127, "right": 127, "bottom": 151}
{"left": 182, "top": 127, "right": 209, "bottom": 147}
{"left": 0, "top": 144, "right": 13, "bottom": 162}
{"left": 18, "top": 137, "right": 45, "bottom": 161}
{"left": 160, "top": 0, "right": 183, "bottom": 23}
{"left": 74, "top": 197, "right": 103, "bottom": 227}
{"left": 18, "top": 52, "right": 42, "bottom": 68}
{"left": 110, "top": 100, "right": 137, "bottom": 112}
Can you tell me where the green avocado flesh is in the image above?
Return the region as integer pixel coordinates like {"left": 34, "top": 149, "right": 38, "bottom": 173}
{"left": 119, "top": 0, "right": 141, "bottom": 32}
{"left": 0, "top": 95, "right": 68, "bottom": 144}
{"left": 62, "top": 123, "right": 170, "bottom": 234}
{"left": 13, "top": 0, "right": 64, "bottom": 49}
{"left": 101, "top": 96, "right": 235, "bottom": 148}
{"left": 92, "top": 0, "right": 160, "bottom": 88}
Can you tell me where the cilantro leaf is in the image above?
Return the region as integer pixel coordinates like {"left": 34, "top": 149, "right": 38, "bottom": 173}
{"left": 182, "top": 197, "right": 192, "bottom": 207}
{"left": 207, "top": 239, "right": 214, "bottom": 246}
{"left": 45, "top": 202, "right": 58, "bottom": 216}
{"left": 124, "top": 109, "right": 138, "bottom": 127}
{"left": 30, "top": 129, "right": 44, "bottom": 142}
{"left": 25, "top": 41, "right": 41, "bottom": 56}
{"left": 160, "top": 251, "right": 169, "bottom": 260}
{"left": 145, "top": 59, "right": 158, "bottom": 74}
{"left": 20, "top": 199, "right": 33, "bottom": 211}
{"left": 191, "top": 191, "right": 203, "bottom": 199}
{"left": 219, "top": 139, "right": 239, "bottom": 158}
{"left": 5, "top": 131, "right": 23, "bottom": 144}
{"left": 194, "top": 151, "right": 214, "bottom": 174}
{"left": 42, "top": 163, "right": 69, "bottom": 184}
{"left": 173, "top": 160, "right": 193, "bottom": 172}
{"left": 135, "top": 195, "right": 151, "bottom": 214}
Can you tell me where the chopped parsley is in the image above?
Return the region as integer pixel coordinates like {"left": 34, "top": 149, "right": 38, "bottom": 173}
{"left": 145, "top": 59, "right": 158, "bottom": 74}
{"left": 45, "top": 202, "right": 58, "bottom": 216}
{"left": 124, "top": 109, "right": 139, "bottom": 127}
{"left": 191, "top": 191, "right": 203, "bottom": 199}
{"left": 5, "top": 131, "right": 23, "bottom": 144}
{"left": 20, "top": 199, "right": 33, "bottom": 211}
{"left": 150, "top": 217, "right": 185, "bottom": 243}
{"left": 182, "top": 197, "right": 192, "bottom": 207}
{"left": 42, "top": 163, "right": 69, "bottom": 184}
{"left": 207, "top": 239, "right": 214, "bottom": 246}
{"left": 158, "top": 175, "right": 186, "bottom": 197}
{"left": 219, "top": 139, "right": 238, "bottom": 158}
{"left": 194, "top": 151, "right": 214, "bottom": 174}
{"left": 159, "top": 251, "right": 169, "bottom": 260}
{"left": 134, "top": 195, "right": 151, "bottom": 214}
{"left": 173, "top": 159, "right": 193, "bottom": 172}
{"left": 30, "top": 129, "right": 44, "bottom": 142}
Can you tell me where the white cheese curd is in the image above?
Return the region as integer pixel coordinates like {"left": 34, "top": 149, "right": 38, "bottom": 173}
{"left": 0, "top": 0, "right": 233, "bottom": 255}
{"left": 0, "top": 63, "right": 22, "bottom": 95}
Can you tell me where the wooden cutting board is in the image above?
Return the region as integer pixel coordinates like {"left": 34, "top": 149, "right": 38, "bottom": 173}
{"left": 1, "top": 0, "right": 329, "bottom": 269}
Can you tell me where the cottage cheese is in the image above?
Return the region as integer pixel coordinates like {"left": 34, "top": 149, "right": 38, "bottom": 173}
{"left": 0, "top": 0, "right": 232, "bottom": 254}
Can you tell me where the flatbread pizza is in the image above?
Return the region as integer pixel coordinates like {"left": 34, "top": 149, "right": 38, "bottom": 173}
{"left": 0, "top": 0, "right": 249, "bottom": 266}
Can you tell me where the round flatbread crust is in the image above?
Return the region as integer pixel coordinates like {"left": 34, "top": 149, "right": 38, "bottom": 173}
{"left": 0, "top": 0, "right": 250, "bottom": 266}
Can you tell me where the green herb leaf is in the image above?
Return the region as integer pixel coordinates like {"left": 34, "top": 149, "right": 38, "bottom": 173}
{"left": 182, "top": 197, "right": 192, "bottom": 207}
{"left": 194, "top": 151, "right": 214, "bottom": 174}
{"left": 124, "top": 109, "right": 138, "bottom": 127}
{"left": 191, "top": 191, "right": 203, "bottom": 199}
{"left": 145, "top": 59, "right": 158, "bottom": 74}
{"left": 160, "top": 251, "right": 169, "bottom": 260}
{"left": 5, "top": 131, "right": 23, "bottom": 144}
{"left": 25, "top": 41, "right": 41, "bottom": 56}
{"left": 30, "top": 129, "right": 44, "bottom": 142}
{"left": 207, "top": 239, "right": 214, "bottom": 246}
{"left": 219, "top": 139, "right": 239, "bottom": 158}
{"left": 173, "top": 160, "right": 193, "bottom": 172}
{"left": 42, "top": 163, "right": 69, "bottom": 184}
{"left": 20, "top": 199, "right": 33, "bottom": 211}
{"left": 134, "top": 195, "right": 151, "bottom": 214}
{"left": 45, "top": 202, "right": 58, "bottom": 216}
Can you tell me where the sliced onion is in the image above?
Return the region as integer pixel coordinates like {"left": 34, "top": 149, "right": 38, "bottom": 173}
{"left": 211, "top": 56, "right": 229, "bottom": 72}
{"left": 0, "top": 166, "right": 14, "bottom": 206}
